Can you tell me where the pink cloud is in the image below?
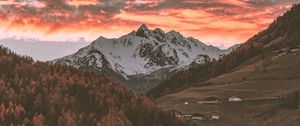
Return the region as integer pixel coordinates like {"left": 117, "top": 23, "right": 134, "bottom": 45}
{"left": 0, "top": 0, "right": 298, "bottom": 48}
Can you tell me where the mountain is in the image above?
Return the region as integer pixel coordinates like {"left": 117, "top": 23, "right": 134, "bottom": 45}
{"left": 147, "top": 3, "right": 300, "bottom": 98}
{"left": 53, "top": 24, "right": 237, "bottom": 92}
{"left": 0, "top": 45, "right": 187, "bottom": 126}
{"left": 153, "top": 4, "right": 300, "bottom": 126}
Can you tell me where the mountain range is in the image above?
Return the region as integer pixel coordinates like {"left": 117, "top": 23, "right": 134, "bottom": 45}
{"left": 1, "top": 2, "right": 300, "bottom": 126}
{"left": 53, "top": 24, "right": 239, "bottom": 92}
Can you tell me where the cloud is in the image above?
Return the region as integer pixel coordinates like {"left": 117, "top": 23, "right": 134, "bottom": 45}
{"left": 0, "top": 0, "right": 299, "bottom": 48}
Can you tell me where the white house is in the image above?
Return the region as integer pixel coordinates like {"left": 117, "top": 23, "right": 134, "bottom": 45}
{"left": 211, "top": 112, "right": 220, "bottom": 120}
{"left": 191, "top": 113, "right": 206, "bottom": 121}
{"left": 184, "top": 101, "right": 189, "bottom": 105}
{"left": 229, "top": 96, "right": 242, "bottom": 102}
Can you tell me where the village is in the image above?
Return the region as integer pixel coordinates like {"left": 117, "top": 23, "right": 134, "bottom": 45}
{"left": 165, "top": 46, "right": 300, "bottom": 125}
{"left": 169, "top": 95, "right": 287, "bottom": 124}
{"left": 171, "top": 96, "right": 241, "bottom": 121}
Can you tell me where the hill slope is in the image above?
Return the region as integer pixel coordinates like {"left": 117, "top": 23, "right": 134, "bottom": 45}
{"left": 0, "top": 46, "right": 186, "bottom": 126}
{"left": 147, "top": 3, "right": 300, "bottom": 98}
{"left": 157, "top": 45, "right": 300, "bottom": 126}
{"left": 153, "top": 3, "right": 300, "bottom": 126}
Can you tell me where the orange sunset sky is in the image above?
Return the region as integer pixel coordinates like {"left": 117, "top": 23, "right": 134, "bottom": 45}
{"left": 0, "top": 0, "right": 299, "bottom": 48}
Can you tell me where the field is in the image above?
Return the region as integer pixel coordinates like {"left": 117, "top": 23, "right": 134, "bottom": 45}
{"left": 157, "top": 48, "right": 300, "bottom": 126}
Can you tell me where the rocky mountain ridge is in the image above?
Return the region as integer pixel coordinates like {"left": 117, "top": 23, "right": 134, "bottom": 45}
{"left": 53, "top": 24, "right": 238, "bottom": 92}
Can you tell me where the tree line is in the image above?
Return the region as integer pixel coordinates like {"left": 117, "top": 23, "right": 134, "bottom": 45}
{"left": 0, "top": 45, "right": 187, "bottom": 126}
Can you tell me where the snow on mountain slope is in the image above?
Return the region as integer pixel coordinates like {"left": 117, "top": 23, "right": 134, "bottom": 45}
{"left": 53, "top": 24, "right": 236, "bottom": 79}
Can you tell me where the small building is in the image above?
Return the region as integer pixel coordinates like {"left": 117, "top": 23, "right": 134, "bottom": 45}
{"left": 183, "top": 114, "right": 192, "bottom": 120}
{"left": 200, "top": 96, "right": 221, "bottom": 104}
{"left": 211, "top": 112, "right": 220, "bottom": 120}
{"left": 191, "top": 113, "right": 206, "bottom": 121}
{"left": 229, "top": 96, "right": 242, "bottom": 102}
{"left": 184, "top": 101, "right": 189, "bottom": 105}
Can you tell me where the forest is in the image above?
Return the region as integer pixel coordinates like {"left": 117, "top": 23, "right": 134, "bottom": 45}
{"left": 0, "top": 45, "right": 187, "bottom": 126}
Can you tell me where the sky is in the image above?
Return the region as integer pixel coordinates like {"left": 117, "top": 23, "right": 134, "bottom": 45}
{"left": 0, "top": 39, "right": 89, "bottom": 61}
{"left": 0, "top": 0, "right": 299, "bottom": 48}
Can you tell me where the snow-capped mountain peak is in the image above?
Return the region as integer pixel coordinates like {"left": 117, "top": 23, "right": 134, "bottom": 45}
{"left": 136, "top": 24, "right": 151, "bottom": 38}
{"left": 53, "top": 24, "right": 237, "bottom": 83}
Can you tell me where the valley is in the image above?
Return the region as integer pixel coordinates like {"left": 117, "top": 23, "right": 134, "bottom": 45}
{"left": 1, "top": 0, "right": 300, "bottom": 126}
{"left": 50, "top": 3, "right": 300, "bottom": 125}
{"left": 157, "top": 46, "right": 300, "bottom": 126}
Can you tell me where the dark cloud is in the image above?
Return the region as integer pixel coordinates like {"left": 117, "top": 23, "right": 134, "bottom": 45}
{"left": 128, "top": 0, "right": 239, "bottom": 11}
{"left": 1, "top": 0, "right": 298, "bottom": 26}
{"left": 206, "top": 8, "right": 239, "bottom": 16}
{"left": 78, "top": 0, "right": 128, "bottom": 15}
{"left": 238, "top": 0, "right": 299, "bottom": 7}
{"left": 0, "top": 0, "right": 128, "bottom": 23}
{"left": 0, "top": 0, "right": 299, "bottom": 45}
